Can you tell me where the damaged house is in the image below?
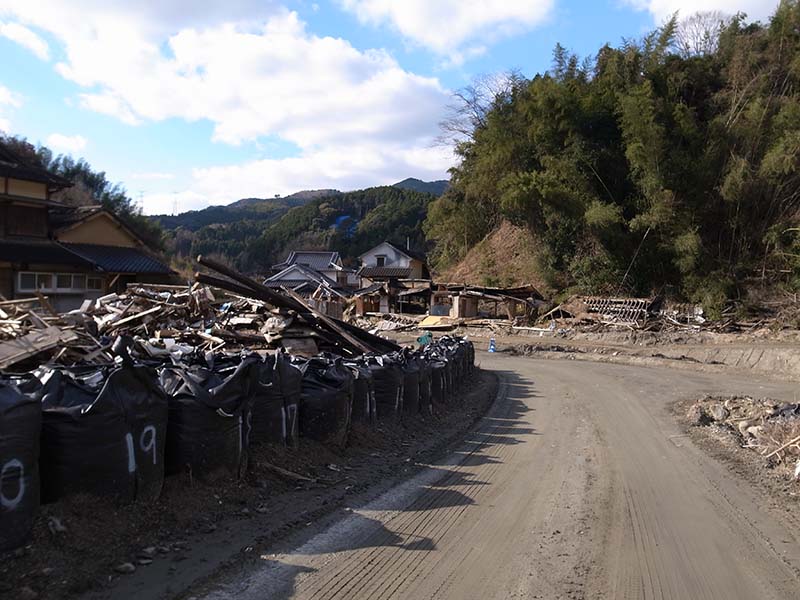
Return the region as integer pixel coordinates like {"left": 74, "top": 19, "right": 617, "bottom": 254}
{"left": 270, "top": 250, "right": 358, "bottom": 288}
{"left": 265, "top": 253, "right": 353, "bottom": 319}
{"left": 0, "top": 143, "right": 174, "bottom": 311}
{"left": 355, "top": 241, "right": 432, "bottom": 315}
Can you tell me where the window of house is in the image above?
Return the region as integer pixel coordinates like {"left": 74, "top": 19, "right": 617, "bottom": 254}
{"left": 376, "top": 255, "right": 386, "bottom": 267}
{"left": 56, "top": 274, "right": 72, "bottom": 289}
{"left": 36, "top": 273, "right": 52, "bottom": 290}
{"left": 18, "top": 272, "right": 35, "bottom": 291}
{"left": 18, "top": 272, "right": 96, "bottom": 293}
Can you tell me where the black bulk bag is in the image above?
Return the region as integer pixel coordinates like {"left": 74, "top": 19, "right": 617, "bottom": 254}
{"left": 369, "top": 355, "right": 404, "bottom": 420}
{"left": 465, "top": 340, "right": 475, "bottom": 372}
{"left": 249, "top": 354, "right": 283, "bottom": 445}
{"left": 39, "top": 365, "right": 168, "bottom": 504}
{"left": 418, "top": 357, "right": 432, "bottom": 415}
{"left": 160, "top": 358, "right": 254, "bottom": 480}
{"left": 299, "top": 357, "right": 353, "bottom": 448}
{"left": 250, "top": 352, "right": 302, "bottom": 447}
{"left": 345, "top": 362, "right": 374, "bottom": 424}
{"left": 277, "top": 352, "right": 302, "bottom": 447}
{"left": 429, "top": 360, "right": 447, "bottom": 405}
{"left": 401, "top": 355, "right": 421, "bottom": 416}
{"left": 0, "top": 375, "right": 41, "bottom": 551}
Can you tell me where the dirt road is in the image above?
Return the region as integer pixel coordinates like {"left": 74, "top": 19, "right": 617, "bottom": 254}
{"left": 197, "top": 355, "right": 800, "bottom": 599}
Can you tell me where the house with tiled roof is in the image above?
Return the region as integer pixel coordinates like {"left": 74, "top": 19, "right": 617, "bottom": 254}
{"left": 355, "top": 241, "right": 431, "bottom": 315}
{"left": 264, "top": 262, "right": 349, "bottom": 319}
{"left": 271, "top": 250, "right": 358, "bottom": 288}
{"left": 0, "top": 141, "right": 174, "bottom": 311}
{"left": 358, "top": 241, "right": 430, "bottom": 283}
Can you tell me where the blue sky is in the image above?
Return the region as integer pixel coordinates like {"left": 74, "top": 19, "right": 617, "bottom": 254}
{"left": 0, "top": 0, "right": 779, "bottom": 214}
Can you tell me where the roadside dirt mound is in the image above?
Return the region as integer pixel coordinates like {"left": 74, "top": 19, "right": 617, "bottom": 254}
{"left": 442, "top": 221, "right": 551, "bottom": 293}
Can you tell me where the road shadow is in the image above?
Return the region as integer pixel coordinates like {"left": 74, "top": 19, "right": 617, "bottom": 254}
{"left": 225, "top": 367, "right": 541, "bottom": 599}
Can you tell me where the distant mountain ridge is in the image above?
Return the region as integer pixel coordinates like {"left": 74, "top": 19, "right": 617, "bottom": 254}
{"left": 155, "top": 179, "right": 447, "bottom": 273}
{"left": 153, "top": 179, "right": 445, "bottom": 232}
{"left": 393, "top": 177, "right": 449, "bottom": 196}
{"left": 226, "top": 188, "right": 342, "bottom": 210}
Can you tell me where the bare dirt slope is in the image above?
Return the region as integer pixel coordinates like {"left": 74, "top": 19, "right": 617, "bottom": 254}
{"left": 441, "top": 221, "right": 550, "bottom": 291}
{"left": 196, "top": 354, "right": 800, "bottom": 600}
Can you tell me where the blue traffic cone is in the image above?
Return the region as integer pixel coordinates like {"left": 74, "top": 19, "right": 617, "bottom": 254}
{"left": 488, "top": 337, "right": 496, "bottom": 353}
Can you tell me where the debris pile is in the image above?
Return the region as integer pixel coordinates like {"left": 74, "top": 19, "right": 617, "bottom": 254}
{"left": 687, "top": 395, "right": 800, "bottom": 481}
{"left": 537, "top": 295, "right": 743, "bottom": 333}
{"left": 0, "top": 256, "right": 401, "bottom": 371}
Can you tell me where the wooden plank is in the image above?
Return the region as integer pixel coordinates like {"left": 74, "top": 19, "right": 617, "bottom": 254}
{"left": 0, "top": 326, "right": 79, "bottom": 369}
{"left": 0, "top": 297, "right": 48, "bottom": 307}
{"left": 282, "top": 287, "right": 373, "bottom": 354}
{"left": 104, "top": 305, "right": 162, "bottom": 331}
{"left": 35, "top": 291, "right": 58, "bottom": 317}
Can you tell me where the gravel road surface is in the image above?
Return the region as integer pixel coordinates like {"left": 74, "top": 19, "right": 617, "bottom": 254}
{"left": 199, "top": 354, "right": 800, "bottom": 600}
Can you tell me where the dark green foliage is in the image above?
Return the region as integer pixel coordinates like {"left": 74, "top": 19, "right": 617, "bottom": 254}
{"left": 158, "top": 181, "right": 439, "bottom": 273}
{"left": 249, "top": 186, "right": 433, "bottom": 271}
{"left": 393, "top": 178, "right": 449, "bottom": 196}
{"left": 425, "top": 2, "right": 800, "bottom": 303}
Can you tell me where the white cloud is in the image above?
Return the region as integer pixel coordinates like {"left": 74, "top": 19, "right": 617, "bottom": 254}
{"left": 45, "top": 133, "right": 87, "bottom": 153}
{"left": 625, "top": 0, "right": 778, "bottom": 23}
{"left": 0, "top": 83, "right": 21, "bottom": 133}
{"left": 338, "top": 0, "right": 554, "bottom": 62}
{"left": 131, "top": 171, "right": 175, "bottom": 181}
{"left": 0, "top": 2, "right": 456, "bottom": 209}
{"left": 143, "top": 143, "right": 454, "bottom": 214}
{"left": 0, "top": 84, "right": 21, "bottom": 108}
{"left": 0, "top": 4, "right": 449, "bottom": 146}
{"left": 0, "top": 21, "right": 49, "bottom": 59}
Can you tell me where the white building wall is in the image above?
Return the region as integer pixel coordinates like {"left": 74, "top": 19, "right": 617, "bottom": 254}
{"left": 359, "top": 242, "right": 411, "bottom": 268}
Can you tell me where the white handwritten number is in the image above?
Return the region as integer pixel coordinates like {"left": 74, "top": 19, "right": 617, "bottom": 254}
{"left": 125, "top": 433, "right": 136, "bottom": 473}
{"left": 0, "top": 459, "right": 25, "bottom": 510}
{"left": 125, "top": 425, "right": 159, "bottom": 473}
{"left": 140, "top": 425, "right": 157, "bottom": 465}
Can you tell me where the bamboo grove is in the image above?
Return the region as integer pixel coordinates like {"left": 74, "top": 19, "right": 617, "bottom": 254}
{"left": 424, "top": 2, "right": 800, "bottom": 313}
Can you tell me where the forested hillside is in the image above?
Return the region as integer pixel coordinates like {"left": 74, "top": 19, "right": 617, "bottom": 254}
{"left": 246, "top": 186, "right": 434, "bottom": 271}
{"left": 163, "top": 182, "right": 440, "bottom": 274}
{"left": 425, "top": 3, "right": 800, "bottom": 314}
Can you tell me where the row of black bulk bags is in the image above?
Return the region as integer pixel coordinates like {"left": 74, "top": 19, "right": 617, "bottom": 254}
{"left": 296, "top": 356, "right": 353, "bottom": 448}
{"left": 0, "top": 375, "right": 41, "bottom": 552}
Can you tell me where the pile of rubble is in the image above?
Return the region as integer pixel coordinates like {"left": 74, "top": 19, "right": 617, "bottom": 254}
{"left": 0, "top": 256, "right": 399, "bottom": 371}
{"left": 538, "top": 295, "right": 741, "bottom": 332}
{"left": 688, "top": 395, "right": 800, "bottom": 480}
